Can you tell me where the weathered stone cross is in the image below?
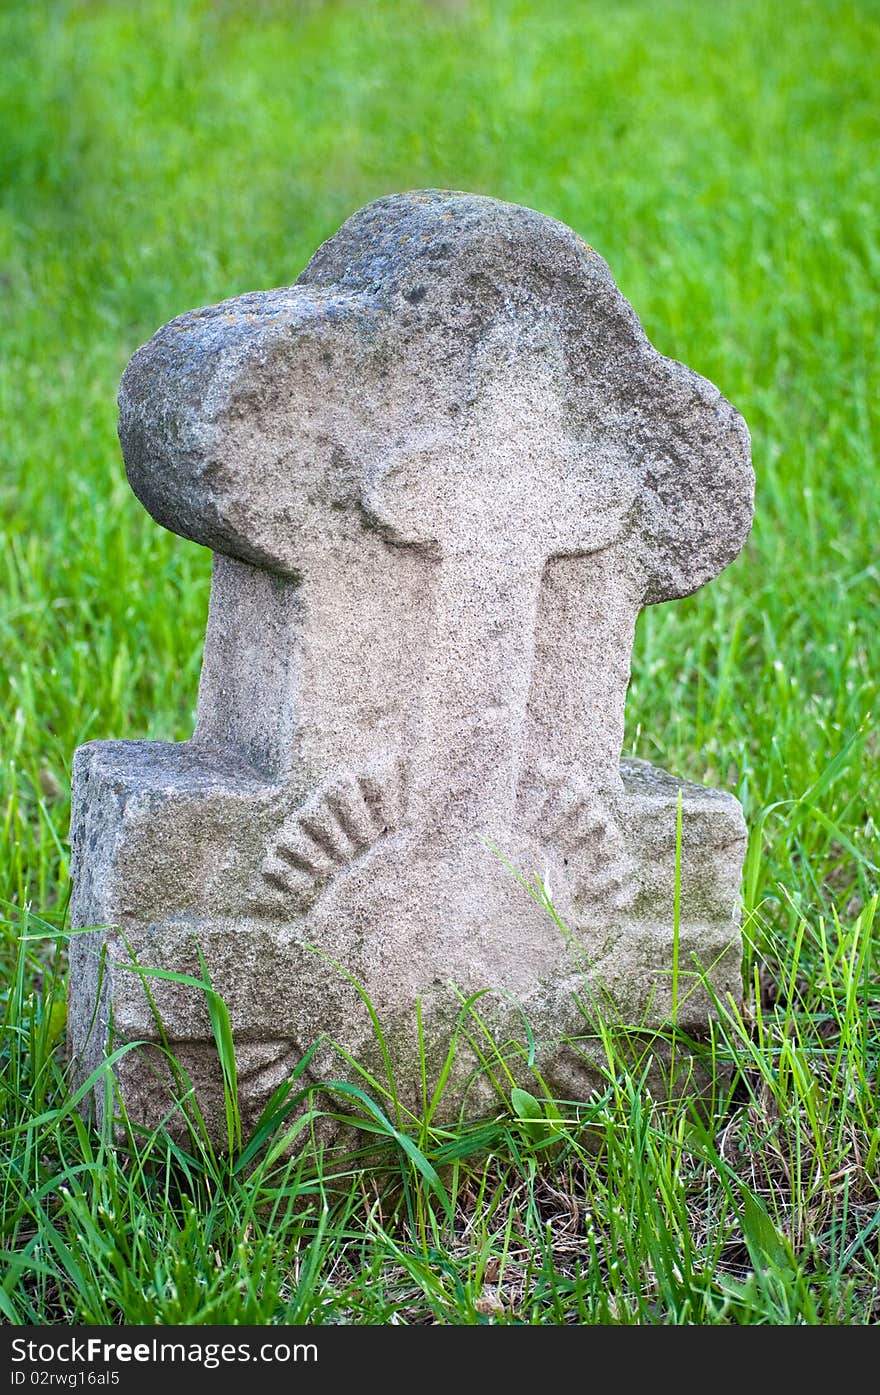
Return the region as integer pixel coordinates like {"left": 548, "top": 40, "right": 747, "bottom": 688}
{"left": 70, "top": 192, "right": 754, "bottom": 1134}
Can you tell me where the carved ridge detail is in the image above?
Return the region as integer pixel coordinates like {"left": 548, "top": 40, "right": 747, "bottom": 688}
{"left": 523, "top": 773, "right": 639, "bottom": 913}
{"left": 252, "top": 756, "right": 404, "bottom": 916}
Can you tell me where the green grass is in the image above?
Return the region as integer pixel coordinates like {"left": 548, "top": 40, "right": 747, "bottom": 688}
{"left": 1, "top": 0, "right": 878, "bottom": 1325}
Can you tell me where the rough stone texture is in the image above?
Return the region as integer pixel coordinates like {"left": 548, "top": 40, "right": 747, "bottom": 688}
{"left": 69, "top": 191, "right": 754, "bottom": 1138}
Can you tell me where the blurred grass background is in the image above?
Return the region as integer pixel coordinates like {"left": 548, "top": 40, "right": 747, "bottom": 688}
{"left": 2, "top": 0, "right": 876, "bottom": 926}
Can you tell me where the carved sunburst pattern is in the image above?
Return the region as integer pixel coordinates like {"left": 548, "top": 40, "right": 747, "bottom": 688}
{"left": 523, "top": 773, "right": 638, "bottom": 913}
{"left": 253, "top": 758, "right": 403, "bottom": 915}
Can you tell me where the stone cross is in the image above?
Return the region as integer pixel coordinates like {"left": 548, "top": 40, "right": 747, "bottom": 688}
{"left": 69, "top": 192, "right": 754, "bottom": 1135}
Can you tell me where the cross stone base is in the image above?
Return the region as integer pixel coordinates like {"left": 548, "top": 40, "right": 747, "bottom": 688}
{"left": 70, "top": 740, "right": 745, "bottom": 1139}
